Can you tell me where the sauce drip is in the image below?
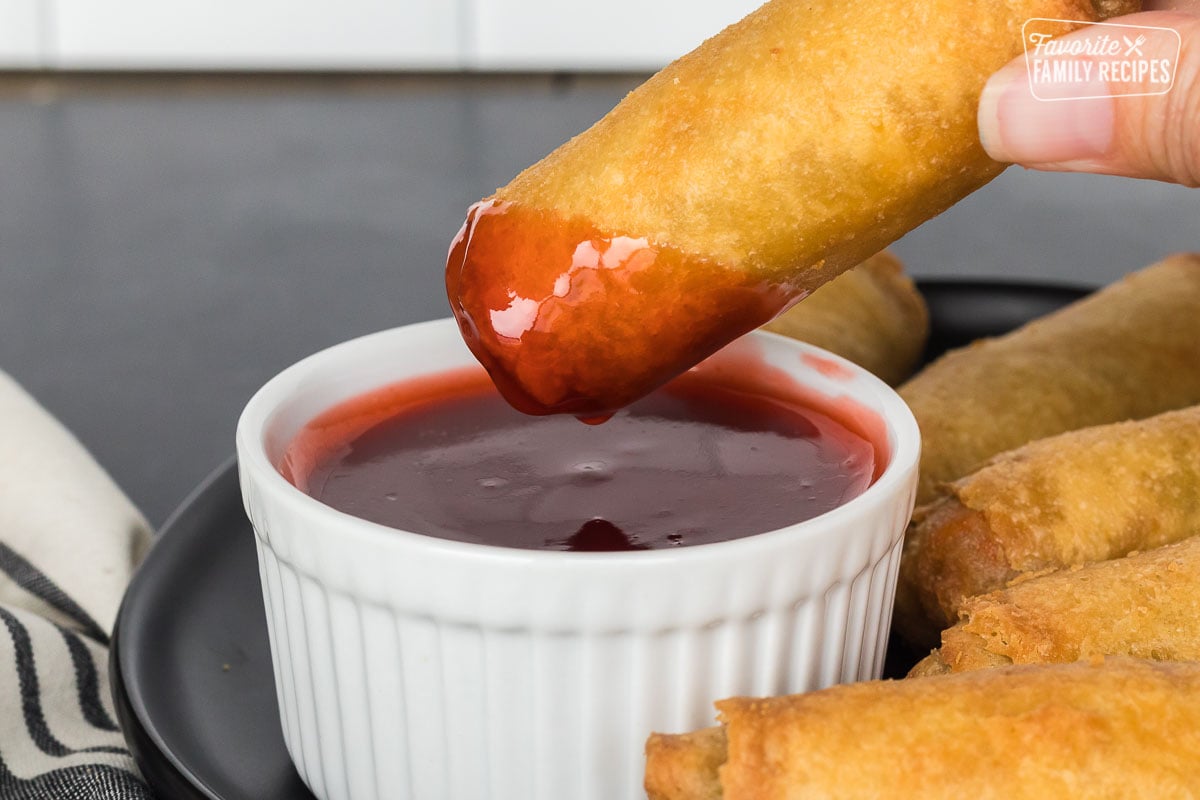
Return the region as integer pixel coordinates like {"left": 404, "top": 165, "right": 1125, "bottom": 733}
{"left": 282, "top": 367, "right": 878, "bottom": 552}
{"left": 445, "top": 200, "right": 792, "bottom": 418}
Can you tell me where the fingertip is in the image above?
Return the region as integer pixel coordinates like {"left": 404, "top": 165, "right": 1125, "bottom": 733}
{"left": 977, "top": 62, "right": 1115, "bottom": 167}
{"left": 977, "top": 65, "right": 1022, "bottom": 162}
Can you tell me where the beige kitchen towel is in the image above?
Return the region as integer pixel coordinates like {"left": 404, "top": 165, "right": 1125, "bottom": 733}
{"left": 0, "top": 370, "right": 155, "bottom": 798}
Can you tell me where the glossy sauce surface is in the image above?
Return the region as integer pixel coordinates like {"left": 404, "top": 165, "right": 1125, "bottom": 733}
{"left": 282, "top": 367, "right": 878, "bottom": 551}
{"left": 445, "top": 200, "right": 793, "bottom": 418}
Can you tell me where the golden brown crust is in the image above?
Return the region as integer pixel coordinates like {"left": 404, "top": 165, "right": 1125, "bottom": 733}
{"left": 647, "top": 659, "right": 1200, "bottom": 800}
{"left": 897, "top": 402, "right": 1200, "bottom": 643}
{"left": 954, "top": 407, "right": 1200, "bottom": 570}
{"left": 760, "top": 251, "right": 930, "bottom": 386}
{"left": 926, "top": 537, "right": 1200, "bottom": 673}
{"left": 895, "top": 499, "right": 1016, "bottom": 646}
{"left": 901, "top": 254, "right": 1200, "bottom": 506}
{"left": 907, "top": 650, "right": 955, "bottom": 678}
{"left": 645, "top": 727, "right": 727, "bottom": 800}
{"left": 721, "top": 658, "right": 1200, "bottom": 799}
{"left": 1093, "top": 0, "right": 1142, "bottom": 15}
{"left": 498, "top": 0, "right": 1135, "bottom": 290}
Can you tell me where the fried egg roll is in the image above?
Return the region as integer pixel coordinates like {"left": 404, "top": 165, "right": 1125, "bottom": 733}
{"left": 909, "top": 536, "right": 1200, "bottom": 677}
{"left": 895, "top": 402, "right": 1200, "bottom": 644}
{"left": 645, "top": 658, "right": 1200, "bottom": 800}
{"left": 901, "top": 253, "right": 1200, "bottom": 505}
{"left": 759, "top": 251, "right": 929, "bottom": 386}
{"left": 446, "top": 0, "right": 1138, "bottom": 417}
{"left": 643, "top": 726, "right": 726, "bottom": 800}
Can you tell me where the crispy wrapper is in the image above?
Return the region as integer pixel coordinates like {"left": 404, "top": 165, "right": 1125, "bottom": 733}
{"left": 646, "top": 659, "right": 1200, "bottom": 800}
{"left": 760, "top": 251, "right": 929, "bottom": 386}
{"left": 895, "top": 402, "right": 1200, "bottom": 644}
{"left": 644, "top": 726, "right": 727, "bottom": 800}
{"left": 449, "top": 0, "right": 1139, "bottom": 415}
{"left": 901, "top": 253, "right": 1200, "bottom": 506}
{"left": 909, "top": 536, "right": 1200, "bottom": 676}
{"left": 500, "top": 0, "right": 1136, "bottom": 278}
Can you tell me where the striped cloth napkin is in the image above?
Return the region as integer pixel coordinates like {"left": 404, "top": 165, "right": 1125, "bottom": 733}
{"left": 0, "top": 371, "right": 154, "bottom": 799}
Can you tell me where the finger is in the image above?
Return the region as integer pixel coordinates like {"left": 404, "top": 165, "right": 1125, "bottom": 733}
{"left": 1143, "top": 1, "right": 1200, "bottom": 12}
{"left": 977, "top": 11, "right": 1200, "bottom": 186}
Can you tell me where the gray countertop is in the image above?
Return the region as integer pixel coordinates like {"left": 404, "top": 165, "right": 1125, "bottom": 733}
{"left": 2, "top": 74, "right": 1198, "bottom": 526}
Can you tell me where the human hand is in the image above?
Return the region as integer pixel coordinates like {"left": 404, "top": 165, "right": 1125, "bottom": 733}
{"left": 977, "top": 1, "right": 1200, "bottom": 185}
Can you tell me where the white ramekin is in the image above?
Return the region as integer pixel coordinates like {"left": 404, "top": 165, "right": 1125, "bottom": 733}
{"left": 236, "top": 318, "right": 919, "bottom": 800}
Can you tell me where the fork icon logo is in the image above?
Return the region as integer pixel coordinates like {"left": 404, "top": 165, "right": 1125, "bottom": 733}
{"left": 1124, "top": 34, "right": 1147, "bottom": 57}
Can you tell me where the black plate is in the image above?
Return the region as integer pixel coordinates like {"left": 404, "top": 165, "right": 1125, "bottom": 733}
{"left": 111, "top": 280, "right": 1092, "bottom": 800}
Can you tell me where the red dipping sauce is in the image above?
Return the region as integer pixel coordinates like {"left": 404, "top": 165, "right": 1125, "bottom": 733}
{"left": 281, "top": 365, "right": 880, "bottom": 552}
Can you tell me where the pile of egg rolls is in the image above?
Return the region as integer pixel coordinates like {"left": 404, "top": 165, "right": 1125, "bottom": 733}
{"left": 895, "top": 254, "right": 1200, "bottom": 646}
{"left": 652, "top": 253, "right": 1200, "bottom": 799}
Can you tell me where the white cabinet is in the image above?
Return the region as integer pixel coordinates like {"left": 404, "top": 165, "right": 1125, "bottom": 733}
{"left": 466, "top": 0, "right": 762, "bottom": 70}
{"left": 0, "top": 0, "right": 42, "bottom": 67}
{"left": 11, "top": 0, "right": 764, "bottom": 70}
{"left": 47, "top": 0, "right": 461, "bottom": 69}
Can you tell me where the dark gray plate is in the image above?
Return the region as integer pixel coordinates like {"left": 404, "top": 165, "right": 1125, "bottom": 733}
{"left": 111, "top": 280, "right": 1092, "bottom": 800}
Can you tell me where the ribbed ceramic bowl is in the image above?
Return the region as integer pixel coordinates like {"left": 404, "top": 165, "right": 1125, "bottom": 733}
{"left": 235, "top": 318, "right": 919, "bottom": 800}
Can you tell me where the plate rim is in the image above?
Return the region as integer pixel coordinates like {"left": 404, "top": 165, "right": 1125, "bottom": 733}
{"left": 112, "top": 456, "right": 240, "bottom": 800}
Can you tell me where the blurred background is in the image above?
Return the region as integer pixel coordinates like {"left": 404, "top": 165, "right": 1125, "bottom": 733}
{"left": 1, "top": 0, "right": 761, "bottom": 70}
{"left": 1, "top": 0, "right": 1198, "bottom": 526}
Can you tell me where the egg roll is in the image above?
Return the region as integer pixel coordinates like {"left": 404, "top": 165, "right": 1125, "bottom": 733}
{"left": 909, "top": 536, "right": 1200, "bottom": 678}
{"left": 901, "top": 253, "right": 1200, "bottom": 505}
{"left": 895, "top": 403, "right": 1200, "bottom": 644}
{"left": 645, "top": 658, "right": 1200, "bottom": 800}
{"left": 643, "top": 726, "right": 727, "bottom": 800}
{"left": 446, "top": 0, "right": 1139, "bottom": 417}
{"left": 759, "top": 251, "right": 929, "bottom": 386}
